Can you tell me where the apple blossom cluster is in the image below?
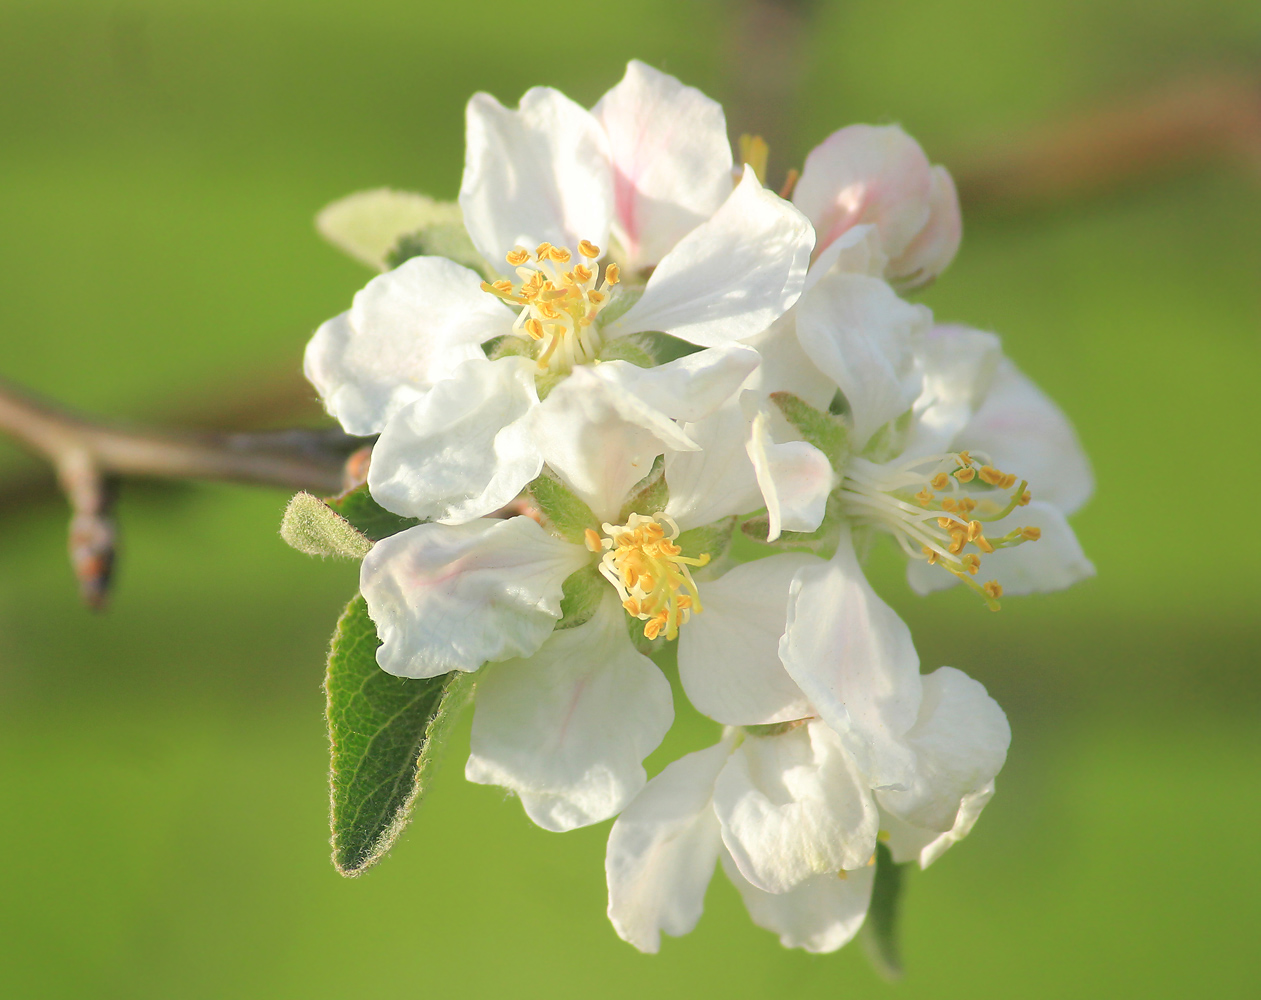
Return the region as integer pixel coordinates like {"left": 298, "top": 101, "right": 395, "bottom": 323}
{"left": 304, "top": 61, "right": 1093, "bottom": 954}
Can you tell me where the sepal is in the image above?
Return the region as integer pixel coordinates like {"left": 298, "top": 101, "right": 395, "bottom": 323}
{"left": 528, "top": 471, "right": 601, "bottom": 543}
{"left": 618, "top": 456, "right": 668, "bottom": 522}
{"left": 861, "top": 841, "right": 907, "bottom": 980}
{"left": 556, "top": 564, "right": 605, "bottom": 631}
{"left": 324, "top": 482, "right": 422, "bottom": 541}
{"left": 770, "top": 391, "right": 850, "bottom": 473}
{"left": 281, "top": 491, "right": 373, "bottom": 559}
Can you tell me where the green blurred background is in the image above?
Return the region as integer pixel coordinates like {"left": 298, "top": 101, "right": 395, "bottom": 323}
{"left": 2, "top": 0, "right": 1258, "bottom": 996}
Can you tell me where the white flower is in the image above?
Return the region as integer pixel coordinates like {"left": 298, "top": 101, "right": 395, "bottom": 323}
{"left": 605, "top": 667, "right": 1009, "bottom": 953}
{"left": 358, "top": 402, "right": 772, "bottom": 833}
{"left": 304, "top": 61, "right": 814, "bottom": 525}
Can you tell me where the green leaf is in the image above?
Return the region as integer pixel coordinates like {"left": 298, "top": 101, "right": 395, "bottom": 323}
{"left": 315, "top": 188, "right": 464, "bottom": 272}
{"left": 325, "top": 595, "right": 473, "bottom": 876}
{"left": 739, "top": 495, "right": 844, "bottom": 554}
{"left": 862, "top": 841, "right": 907, "bottom": 980}
{"left": 324, "top": 483, "right": 421, "bottom": 541}
{"left": 386, "top": 220, "right": 489, "bottom": 278}
{"left": 770, "top": 391, "right": 850, "bottom": 472}
{"left": 280, "top": 491, "right": 372, "bottom": 559}
{"left": 677, "top": 516, "right": 736, "bottom": 561}
{"left": 528, "top": 472, "right": 600, "bottom": 543}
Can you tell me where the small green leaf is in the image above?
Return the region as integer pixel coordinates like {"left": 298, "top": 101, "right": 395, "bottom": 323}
{"left": 618, "top": 455, "right": 668, "bottom": 522}
{"left": 597, "top": 334, "right": 657, "bottom": 368}
{"left": 325, "top": 595, "right": 473, "bottom": 876}
{"left": 316, "top": 189, "right": 464, "bottom": 272}
{"left": 556, "top": 563, "right": 604, "bottom": 630}
{"left": 281, "top": 492, "right": 372, "bottom": 559}
{"left": 740, "top": 496, "right": 844, "bottom": 554}
{"left": 861, "top": 408, "right": 914, "bottom": 464}
{"left": 324, "top": 483, "right": 421, "bottom": 541}
{"left": 387, "top": 221, "right": 489, "bottom": 278}
{"left": 770, "top": 391, "right": 850, "bottom": 472}
{"left": 528, "top": 472, "right": 600, "bottom": 543}
{"left": 862, "top": 842, "right": 907, "bottom": 980}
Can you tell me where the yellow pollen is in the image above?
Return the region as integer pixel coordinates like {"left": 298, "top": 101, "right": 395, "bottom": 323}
{"left": 961, "top": 553, "right": 981, "bottom": 575}
{"left": 967, "top": 519, "right": 984, "bottom": 541}
{"left": 534, "top": 242, "right": 553, "bottom": 260}
{"left": 604, "top": 263, "right": 621, "bottom": 285}
{"left": 593, "top": 513, "right": 709, "bottom": 642}
{"left": 505, "top": 248, "right": 531, "bottom": 266}
{"left": 975, "top": 534, "right": 995, "bottom": 554}
{"left": 1019, "top": 489, "right": 1032, "bottom": 506}
{"left": 955, "top": 467, "right": 976, "bottom": 484}
{"left": 931, "top": 473, "right": 951, "bottom": 490}
{"left": 957, "top": 451, "right": 974, "bottom": 467}
{"left": 922, "top": 545, "right": 938, "bottom": 565}
{"left": 583, "top": 528, "right": 602, "bottom": 553}
{"left": 978, "top": 465, "right": 1006, "bottom": 486}
{"left": 524, "top": 318, "right": 544, "bottom": 340}
{"left": 941, "top": 497, "right": 958, "bottom": 512}
{"left": 578, "top": 240, "right": 600, "bottom": 258}
{"left": 548, "top": 246, "right": 572, "bottom": 263}
{"left": 915, "top": 488, "right": 935, "bottom": 507}
{"left": 984, "top": 580, "right": 1003, "bottom": 600}
{"left": 1021, "top": 526, "right": 1042, "bottom": 541}
{"left": 572, "top": 264, "right": 593, "bottom": 283}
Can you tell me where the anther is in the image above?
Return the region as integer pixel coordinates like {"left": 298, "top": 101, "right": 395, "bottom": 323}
{"left": 604, "top": 263, "right": 621, "bottom": 285}
{"left": 548, "top": 246, "right": 572, "bottom": 263}
{"left": 955, "top": 467, "right": 976, "bottom": 483}
{"left": 1021, "top": 526, "right": 1042, "bottom": 541}
{"left": 984, "top": 580, "right": 1003, "bottom": 600}
{"left": 1018, "top": 489, "right": 1032, "bottom": 506}
{"left": 534, "top": 242, "right": 553, "bottom": 260}
{"left": 931, "top": 473, "right": 951, "bottom": 490}
{"left": 978, "top": 465, "right": 1005, "bottom": 486}
{"left": 577, "top": 240, "right": 600, "bottom": 258}
{"left": 505, "top": 248, "right": 530, "bottom": 266}
{"left": 584, "top": 528, "right": 602, "bottom": 553}
{"left": 915, "top": 488, "right": 935, "bottom": 507}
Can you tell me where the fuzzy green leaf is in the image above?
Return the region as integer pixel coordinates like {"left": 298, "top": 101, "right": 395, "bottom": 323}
{"left": 325, "top": 595, "right": 473, "bottom": 876}
{"left": 386, "top": 221, "right": 489, "bottom": 277}
{"left": 316, "top": 188, "right": 464, "bottom": 272}
{"left": 618, "top": 455, "right": 668, "bottom": 522}
{"left": 676, "top": 516, "right": 736, "bottom": 562}
{"left": 324, "top": 483, "right": 421, "bottom": 542}
{"left": 770, "top": 391, "right": 850, "bottom": 472}
{"left": 862, "top": 842, "right": 907, "bottom": 980}
{"left": 528, "top": 472, "right": 600, "bottom": 543}
{"left": 281, "top": 492, "right": 372, "bottom": 559}
{"left": 556, "top": 563, "right": 605, "bottom": 630}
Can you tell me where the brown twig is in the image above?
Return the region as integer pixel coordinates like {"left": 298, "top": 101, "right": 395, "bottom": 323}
{"left": 0, "top": 376, "right": 363, "bottom": 607}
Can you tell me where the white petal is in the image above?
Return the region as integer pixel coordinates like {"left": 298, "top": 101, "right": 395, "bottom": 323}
{"left": 903, "top": 323, "right": 1004, "bottom": 459}
{"left": 746, "top": 408, "right": 834, "bottom": 541}
{"left": 605, "top": 737, "right": 734, "bottom": 953}
{"left": 958, "top": 356, "right": 1095, "bottom": 515}
{"left": 663, "top": 400, "right": 764, "bottom": 531}
{"left": 779, "top": 527, "right": 922, "bottom": 789}
{"left": 305, "top": 257, "right": 512, "bottom": 435}
{"left": 360, "top": 516, "right": 587, "bottom": 677}
{"left": 460, "top": 87, "right": 612, "bottom": 264}
{"left": 367, "top": 356, "right": 542, "bottom": 524}
{"left": 889, "top": 166, "right": 962, "bottom": 289}
{"left": 740, "top": 316, "right": 837, "bottom": 410}
{"left": 678, "top": 554, "right": 817, "bottom": 726}
{"left": 603, "top": 343, "right": 762, "bottom": 424}
{"left": 722, "top": 852, "right": 875, "bottom": 954}
{"left": 794, "top": 271, "right": 930, "bottom": 450}
{"left": 612, "top": 166, "right": 814, "bottom": 346}
{"left": 594, "top": 60, "right": 734, "bottom": 271}
{"left": 715, "top": 721, "right": 879, "bottom": 893}
{"left": 466, "top": 596, "right": 674, "bottom": 832}
{"left": 970, "top": 500, "right": 1094, "bottom": 595}
{"left": 882, "top": 782, "right": 995, "bottom": 868}
{"left": 531, "top": 358, "right": 732, "bottom": 522}
{"left": 793, "top": 123, "right": 934, "bottom": 264}
{"left": 877, "top": 667, "right": 1010, "bottom": 833}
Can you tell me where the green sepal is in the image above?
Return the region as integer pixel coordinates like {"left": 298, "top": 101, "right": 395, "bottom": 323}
{"left": 555, "top": 563, "right": 604, "bottom": 631}
{"left": 677, "top": 516, "right": 736, "bottom": 562}
{"left": 324, "top": 483, "right": 422, "bottom": 541}
{"left": 862, "top": 409, "right": 913, "bottom": 464}
{"left": 740, "top": 496, "right": 845, "bottom": 554}
{"left": 770, "top": 391, "right": 850, "bottom": 472}
{"left": 862, "top": 841, "right": 908, "bottom": 980}
{"left": 744, "top": 719, "right": 809, "bottom": 738}
{"left": 316, "top": 189, "right": 468, "bottom": 272}
{"left": 527, "top": 472, "right": 600, "bottom": 543}
{"left": 281, "top": 491, "right": 374, "bottom": 559}
{"left": 596, "top": 286, "right": 642, "bottom": 326}
{"left": 597, "top": 334, "right": 657, "bottom": 368}
{"left": 325, "top": 594, "right": 474, "bottom": 877}
{"left": 618, "top": 456, "right": 668, "bottom": 522}
{"left": 627, "top": 614, "right": 664, "bottom": 657}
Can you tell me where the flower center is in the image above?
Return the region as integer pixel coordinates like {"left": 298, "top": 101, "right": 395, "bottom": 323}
{"left": 481, "top": 240, "right": 620, "bottom": 375}
{"left": 838, "top": 450, "right": 1040, "bottom": 610}
{"left": 584, "top": 513, "right": 710, "bottom": 641}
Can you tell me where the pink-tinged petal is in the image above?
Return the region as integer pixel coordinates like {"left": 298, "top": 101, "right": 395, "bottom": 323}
{"left": 794, "top": 124, "right": 934, "bottom": 263}
{"left": 714, "top": 721, "right": 879, "bottom": 893}
{"left": 367, "top": 356, "right": 542, "bottom": 524}
{"left": 612, "top": 166, "right": 814, "bottom": 346}
{"left": 794, "top": 271, "right": 930, "bottom": 451}
{"left": 304, "top": 256, "right": 513, "bottom": 435}
{"left": 594, "top": 60, "right": 734, "bottom": 271}
{"left": 466, "top": 596, "right": 674, "bottom": 832}
{"left": 722, "top": 852, "right": 874, "bottom": 954}
{"left": 779, "top": 527, "right": 922, "bottom": 789}
{"left": 605, "top": 737, "right": 734, "bottom": 953}
{"left": 678, "top": 554, "right": 817, "bottom": 726}
{"left": 877, "top": 667, "right": 1010, "bottom": 833}
{"left": 890, "top": 166, "right": 962, "bottom": 289}
{"left": 460, "top": 87, "right": 612, "bottom": 264}
{"left": 360, "top": 516, "right": 587, "bottom": 678}
{"left": 746, "top": 409, "right": 834, "bottom": 541}
{"left": 957, "top": 355, "right": 1095, "bottom": 515}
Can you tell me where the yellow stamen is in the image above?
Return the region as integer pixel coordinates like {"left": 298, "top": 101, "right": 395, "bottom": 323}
{"left": 931, "top": 473, "right": 951, "bottom": 490}
{"left": 505, "top": 248, "right": 530, "bottom": 266}
{"left": 955, "top": 467, "right": 976, "bottom": 484}
{"left": 577, "top": 240, "right": 600, "bottom": 258}
{"left": 984, "top": 580, "right": 1003, "bottom": 600}
{"left": 1021, "top": 526, "right": 1042, "bottom": 541}
{"left": 915, "top": 488, "right": 935, "bottom": 507}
